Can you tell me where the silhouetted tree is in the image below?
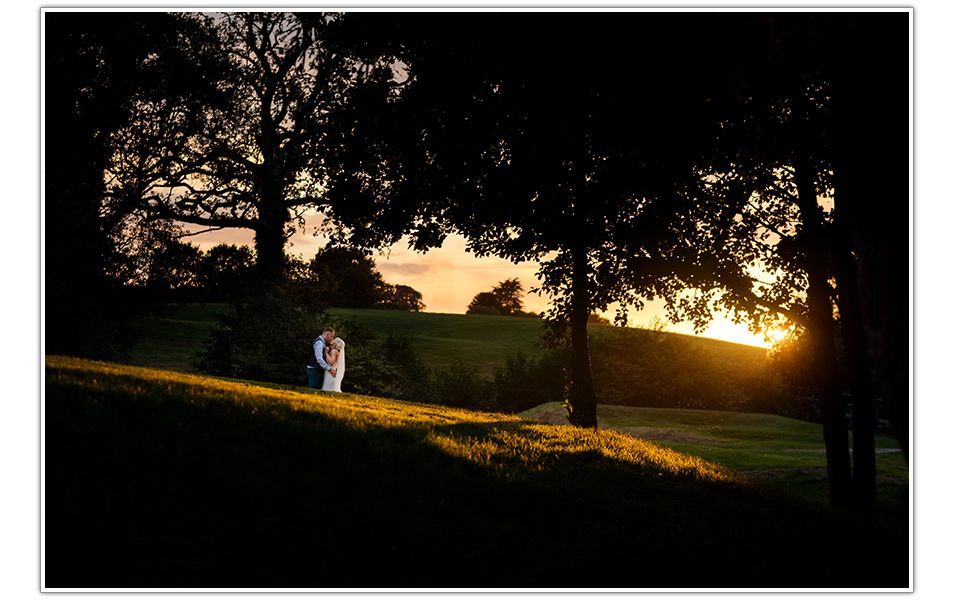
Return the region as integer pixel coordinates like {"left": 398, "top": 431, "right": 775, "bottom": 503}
{"left": 491, "top": 278, "right": 525, "bottom": 316}
{"left": 829, "top": 13, "right": 910, "bottom": 510}
{"left": 141, "top": 12, "right": 400, "bottom": 287}
{"left": 197, "top": 244, "right": 256, "bottom": 304}
{"left": 309, "top": 245, "right": 389, "bottom": 309}
{"left": 45, "top": 12, "right": 229, "bottom": 359}
{"left": 466, "top": 292, "right": 503, "bottom": 315}
{"left": 378, "top": 284, "right": 426, "bottom": 311}
{"left": 467, "top": 278, "right": 525, "bottom": 316}
{"left": 641, "top": 12, "right": 908, "bottom": 513}
{"left": 322, "top": 13, "right": 736, "bottom": 428}
{"left": 141, "top": 240, "right": 205, "bottom": 302}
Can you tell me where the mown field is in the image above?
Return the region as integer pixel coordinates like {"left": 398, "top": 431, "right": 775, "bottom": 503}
{"left": 44, "top": 355, "right": 909, "bottom": 589}
{"left": 523, "top": 402, "right": 908, "bottom": 509}
{"left": 129, "top": 304, "right": 768, "bottom": 378}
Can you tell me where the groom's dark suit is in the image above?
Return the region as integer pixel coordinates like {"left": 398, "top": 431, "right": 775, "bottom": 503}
{"left": 307, "top": 336, "right": 332, "bottom": 388}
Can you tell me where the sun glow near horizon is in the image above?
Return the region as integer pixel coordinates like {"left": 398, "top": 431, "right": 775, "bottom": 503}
{"left": 182, "top": 214, "right": 784, "bottom": 350}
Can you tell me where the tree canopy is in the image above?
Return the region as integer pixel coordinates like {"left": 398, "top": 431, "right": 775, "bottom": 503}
{"left": 45, "top": 12, "right": 231, "bottom": 359}
{"left": 321, "top": 13, "right": 752, "bottom": 426}
{"left": 136, "top": 12, "right": 401, "bottom": 286}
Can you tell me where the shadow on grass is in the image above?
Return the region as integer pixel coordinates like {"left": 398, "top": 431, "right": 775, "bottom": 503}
{"left": 44, "top": 362, "right": 907, "bottom": 589}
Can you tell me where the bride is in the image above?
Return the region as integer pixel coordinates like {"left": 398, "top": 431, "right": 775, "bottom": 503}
{"left": 321, "top": 337, "right": 346, "bottom": 392}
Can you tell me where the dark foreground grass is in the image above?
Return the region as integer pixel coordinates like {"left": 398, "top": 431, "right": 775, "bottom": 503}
{"left": 45, "top": 356, "right": 908, "bottom": 590}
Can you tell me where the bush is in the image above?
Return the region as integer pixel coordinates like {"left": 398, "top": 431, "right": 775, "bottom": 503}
{"left": 466, "top": 304, "right": 501, "bottom": 316}
{"left": 192, "top": 292, "right": 326, "bottom": 386}
{"left": 431, "top": 360, "right": 497, "bottom": 411}
{"left": 377, "top": 330, "right": 437, "bottom": 403}
{"left": 192, "top": 291, "right": 435, "bottom": 397}
{"left": 492, "top": 350, "right": 569, "bottom": 413}
{"left": 390, "top": 348, "right": 569, "bottom": 415}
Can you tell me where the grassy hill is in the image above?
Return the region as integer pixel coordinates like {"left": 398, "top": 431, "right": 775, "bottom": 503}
{"left": 522, "top": 402, "right": 908, "bottom": 508}
{"left": 129, "top": 304, "right": 768, "bottom": 378}
{"left": 44, "top": 355, "right": 908, "bottom": 589}
{"left": 329, "top": 308, "right": 551, "bottom": 376}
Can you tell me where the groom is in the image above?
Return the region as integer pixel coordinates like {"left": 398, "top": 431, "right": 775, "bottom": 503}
{"left": 307, "top": 327, "right": 338, "bottom": 388}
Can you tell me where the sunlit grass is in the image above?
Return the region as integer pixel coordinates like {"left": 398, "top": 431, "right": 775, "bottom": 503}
{"left": 524, "top": 402, "right": 908, "bottom": 509}
{"left": 44, "top": 356, "right": 907, "bottom": 589}
{"left": 47, "top": 356, "right": 752, "bottom": 490}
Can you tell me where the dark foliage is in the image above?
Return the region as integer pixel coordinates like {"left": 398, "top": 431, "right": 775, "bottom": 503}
{"left": 491, "top": 350, "right": 571, "bottom": 414}
{"left": 192, "top": 291, "right": 329, "bottom": 386}
{"left": 466, "top": 292, "right": 503, "bottom": 315}
{"left": 392, "top": 349, "right": 570, "bottom": 415}
{"left": 378, "top": 330, "right": 436, "bottom": 402}
{"left": 196, "top": 244, "right": 256, "bottom": 304}
{"left": 589, "top": 327, "right": 790, "bottom": 415}
{"left": 44, "top": 12, "right": 226, "bottom": 361}
{"left": 191, "top": 288, "right": 425, "bottom": 396}
{"left": 389, "top": 327, "right": 812, "bottom": 421}
{"left": 309, "top": 246, "right": 389, "bottom": 309}
{"left": 377, "top": 284, "right": 426, "bottom": 312}
{"left": 466, "top": 278, "right": 533, "bottom": 317}
{"left": 430, "top": 361, "right": 498, "bottom": 412}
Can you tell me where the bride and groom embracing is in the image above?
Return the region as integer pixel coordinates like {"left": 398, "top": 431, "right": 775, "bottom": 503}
{"left": 306, "top": 327, "right": 346, "bottom": 392}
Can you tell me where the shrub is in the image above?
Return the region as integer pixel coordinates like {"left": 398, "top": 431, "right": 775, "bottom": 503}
{"left": 377, "top": 330, "right": 437, "bottom": 403}
{"left": 492, "top": 350, "right": 569, "bottom": 413}
{"left": 466, "top": 304, "right": 501, "bottom": 316}
{"left": 192, "top": 292, "right": 434, "bottom": 397}
{"left": 431, "top": 360, "right": 497, "bottom": 411}
{"left": 192, "top": 291, "right": 325, "bottom": 385}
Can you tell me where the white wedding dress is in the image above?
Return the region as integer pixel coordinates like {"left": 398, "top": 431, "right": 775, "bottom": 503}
{"left": 321, "top": 338, "right": 345, "bottom": 392}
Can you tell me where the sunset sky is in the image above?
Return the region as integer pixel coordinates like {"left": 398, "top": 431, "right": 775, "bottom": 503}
{"left": 185, "top": 209, "right": 777, "bottom": 349}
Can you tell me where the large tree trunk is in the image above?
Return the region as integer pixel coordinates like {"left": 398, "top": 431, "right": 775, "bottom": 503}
{"left": 794, "top": 158, "right": 854, "bottom": 510}
{"left": 252, "top": 151, "right": 292, "bottom": 288}
{"left": 832, "top": 13, "right": 910, "bottom": 462}
{"left": 827, "top": 13, "right": 909, "bottom": 583}
{"left": 832, "top": 210, "right": 878, "bottom": 516}
{"left": 253, "top": 213, "right": 289, "bottom": 289}
{"left": 566, "top": 245, "right": 599, "bottom": 429}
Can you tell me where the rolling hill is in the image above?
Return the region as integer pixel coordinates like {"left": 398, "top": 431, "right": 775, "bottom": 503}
{"left": 44, "top": 355, "right": 907, "bottom": 589}
{"left": 129, "top": 305, "right": 768, "bottom": 378}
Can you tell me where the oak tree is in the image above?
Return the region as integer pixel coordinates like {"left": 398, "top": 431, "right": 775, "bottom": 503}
{"left": 142, "top": 12, "right": 400, "bottom": 287}
{"left": 322, "top": 13, "right": 735, "bottom": 427}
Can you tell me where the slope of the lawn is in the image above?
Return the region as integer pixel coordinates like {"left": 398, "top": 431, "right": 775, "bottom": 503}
{"left": 521, "top": 402, "right": 909, "bottom": 509}
{"left": 44, "top": 356, "right": 906, "bottom": 589}
{"left": 129, "top": 304, "right": 769, "bottom": 378}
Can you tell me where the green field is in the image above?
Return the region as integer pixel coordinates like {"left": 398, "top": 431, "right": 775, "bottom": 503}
{"left": 127, "top": 304, "right": 225, "bottom": 373}
{"left": 129, "top": 304, "right": 768, "bottom": 378}
{"left": 523, "top": 402, "right": 908, "bottom": 508}
{"left": 44, "top": 355, "right": 909, "bottom": 589}
{"left": 122, "top": 305, "right": 908, "bottom": 514}
{"left": 329, "top": 308, "right": 551, "bottom": 376}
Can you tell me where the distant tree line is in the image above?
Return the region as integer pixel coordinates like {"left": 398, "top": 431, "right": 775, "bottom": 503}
{"left": 124, "top": 235, "right": 424, "bottom": 312}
